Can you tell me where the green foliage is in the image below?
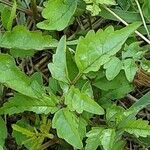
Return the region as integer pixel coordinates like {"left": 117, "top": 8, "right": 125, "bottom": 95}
{"left": 48, "top": 36, "right": 69, "bottom": 84}
{"left": 0, "top": 0, "right": 150, "bottom": 149}
{"left": 0, "top": 26, "right": 57, "bottom": 50}
{"left": 93, "top": 71, "right": 134, "bottom": 100}
{"left": 123, "top": 58, "right": 138, "bottom": 82}
{"left": 85, "top": 127, "right": 116, "bottom": 150}
{"left": 123, "top": 119, "right": 150, "bottom": 138}
{"left": 65, "top": 86, "right": 104, "bottom": 114}
{"left": 141, "top": 58, "right": 150, "bottom": 72}
{"left": 0, "top": 93, "right": 59, "bottom": 115}
{"left": 52, "top": 108, "right": 83, "bottom": 149}
{"left": 0, "top": 54, "right": 44, "bottom": 98}
{"left": 84, "top": 0, "right": 116, "bottom": 16}
{"left": 1, "top": 0, "right": 16, "bottom": 31}
{"left": 0, "top": 117, "right": 7, "bottom": 149}
{"left": 104, "top": 56, "right": 122, "bottom": 80}
{"left": 12, "top": 117, "right": 53, "bottom": 150}
{"left": 75, "top": 22, "right": 140, "bottom": 74}
{"left": 37, "top": 0, "right": 77, "bottom": 31}
{"left": 142, "top": 0, "right": 150, "bottom": 22}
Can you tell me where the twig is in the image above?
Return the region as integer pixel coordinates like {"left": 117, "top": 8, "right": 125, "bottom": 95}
{"left": 40, "top": 138, "right": 59, "bottom": 150}
{"left": 103, "top": 5, "right": 150, "bottom": 45}
{"left": 127, "top": 94, "right": 138, "bottom": 102}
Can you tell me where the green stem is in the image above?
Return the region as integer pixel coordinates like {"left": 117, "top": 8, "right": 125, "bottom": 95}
{"left": 71, "top": 72, "right": 83, "bottom": 85}
{"left": 135, "top": 0, "right": 150, "bottom": 39}
{"left": 102, "top": 5, "right": 150, "bottom": 45}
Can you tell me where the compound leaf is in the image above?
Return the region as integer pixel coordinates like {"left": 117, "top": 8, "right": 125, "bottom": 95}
{"left": 75, "top": 22, "right": 140, "bottom": 74}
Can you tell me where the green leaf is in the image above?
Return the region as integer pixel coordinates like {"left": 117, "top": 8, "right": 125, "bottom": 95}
{"left": 130, "top": 91, "right": 150, "bottom": 111}
{"left": 111, "top": 140, "right": 126, "bottom": 150}
{"left": 0, "top": 26, "right": 57, "bottom": 50}
{"left": 78, "top": 116, "right": 88, "bottom": 139}
{"left": 12, "top": 124, "right": 35, "bottom": 137}
{"left": 66, "top": 49, "right": 79, "bottom": 81}
{"left": 123, "top": 119, "right": 150, "bottom": 138}
{"left": 85, "top": 127, "right": 116, "bottom": 150}
{"left": 97, "top": 0, "right": 116, "bottom": 5}
{"left": 84, "top": 0, "right": 116, "bottom": 16}
{"left": 37, "top": 0, "right": 77, "bottom": 31}
{"left": 48, "top": 77, "right": 61, "bottom": 94}
{"left": 52, "top": 108, "right": 83, "bottom": 149}
{"left": 106, "top": 105, "right": 125, "bottom": 124}
{"left": 48, "top": 36, "right": 69, "bottom": 84}
{"left": 1, "top": 7, "right": 11, "bottom": 30}
{"left": 12, "top": 119, "right": 33, "bottom": 149}
{"left": 0, "top": 117, "right": 7, "bottom": 148}
{"left": 1, "top": 0, "right": 16, "bottom": 31}
{"left": 104, "top": 57, "right": 122, "bottom": 80}
{"left": 117, "top": 0, "right": 130, "bottom": 10}
{"left": 0, "top": 145, "right": 4, "bottom": 150}
{"left": 123, "top": 58, "right": 138, "bottom": 82}
{"left": 139, "top": 136, "right": 150, "bottom": 147}
{"left": 122, "top": 42, "right": 144, "bottom": 60}
{"left": 31, "top": 72, "right": 43, "bottom": 86}
{"left": 0, "top": 3, "right": 5, "bottom": 13}
{"left": 86, "top": 3, "right": 100, "bottom": 16}
{"left": 142, "top": 0, "right": 150, "bottom": 22}
{"left": 101, "top": 129, "right": 116, "bottom": 150}
{"left": 12, "top": 120, "right": 50, "bottom": 150}
{"left": 65, "top": 86, "right": 104, "bottom": 115}
{"left": 7, "top": 0, "right": 16, "bottom": 30}
{"left": 141, "top": 58, "right": 150, "bottom": 72}
{"left": 75, "top": 22, "right": 141, "bottom": 74}
{"left": 81, "top": 81, "right": 93, "bottom": 98}
{"left": 85, "top": 127, "right": 104, "bottom": 150}
{"left": 10, "top": 48, "right": 35, "bottom": 58}
{"left": 0, "top": 93, "right": 59, "bottom": 115}
{"left": 93, "top": 71, "right": 133, "bottom": 100}
{"left": 99, "top": 7, "right": 142, "bottom": 23}
{"left": 0, "top": 54, "right": 44, "bottom": 99}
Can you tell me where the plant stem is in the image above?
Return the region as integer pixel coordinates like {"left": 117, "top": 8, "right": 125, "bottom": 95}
{"left": 40, "top": 138, "right": 60, "bottom": 150}
{"left": 71, "top": 72, "right": 82, "bottom": 85}
{"left": 135, "top": 0, "right": 150, "bottom": 39}
{"left": 103, "top": 5, "right": 150, "bottom": 45}
{"left": 127, "top": 94, "right": 138, "bottom": 102}
{"left": 0, "top": 0, "right": 32, "bottom": 15}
